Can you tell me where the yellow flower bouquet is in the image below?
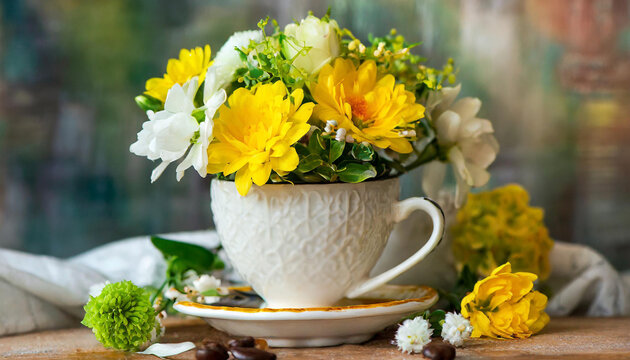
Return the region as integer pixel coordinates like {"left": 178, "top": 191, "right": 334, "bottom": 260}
{"left": 130, "top": 11, "right": 499, "bottom": 199}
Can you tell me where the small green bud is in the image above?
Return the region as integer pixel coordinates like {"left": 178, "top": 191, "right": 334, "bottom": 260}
{"left": 135, "top": 94, "right": 163, "bottom": 112}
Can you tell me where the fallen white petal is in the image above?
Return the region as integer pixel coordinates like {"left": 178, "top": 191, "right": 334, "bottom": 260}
{"left": 139, "top": 342, "right": 196, "bottom": 357}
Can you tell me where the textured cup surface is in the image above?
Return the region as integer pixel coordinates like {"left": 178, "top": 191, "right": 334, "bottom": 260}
{"left": 211, "top": 178, "right": 400, "bottom": 308}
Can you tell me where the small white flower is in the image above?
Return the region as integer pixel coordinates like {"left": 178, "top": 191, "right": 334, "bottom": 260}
{"left": 164, "top": 287, "right": 185, "bottom": 301}
{"left": 345, "top": 135, "right": 355, "bottom": 143}
{"left": 205, "top": 29, "right": 263, "bottom": 99}
{"left": 199, "top": 296, "right": 221, "bottom": 304}
{"left": 326, "top": 120, "right": 338, "bottom": 127}
{"left": 283, "top": 15, "right": 340, "bottom": 75}
{"left": 192, "top": 274, "right": 221, "bottom": 293}
{"left": 396, "top": 317, "right": 433, "bottom": 354}
{"left": 335, "top": 128, "right": 347, "bottom": 142}
{"left": 441, "top": 312, "right": 473, "bottom": 347}
{"left": 130, "top": 78, "right": 200, "bottom": 182}
{"left": 421, "top": 84, "right": 499, "bottom": 207}
{"left": 88, "top": 281, "right": 110, "bottom": 298}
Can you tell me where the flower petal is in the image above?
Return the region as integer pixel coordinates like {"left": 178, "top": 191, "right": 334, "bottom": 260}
{"left": 421, "top": 160, "right": 447, "bottom": 199}
{"left": 139, "top": 342, "right": 196, "bottom": 357}
{"left": 436, "top": 110, "right": 462, "bottom": 145}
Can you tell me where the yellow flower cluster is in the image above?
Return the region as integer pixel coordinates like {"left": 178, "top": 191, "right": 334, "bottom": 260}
{"left": 311, "top": 58, "right": 425, "bottom": 152}
{"left": 461, "top": 263, "right": 549, "bottom": 339}
{"left": 207, "top": 82, "right": 314, "bottom": 195}
{"left": 145, "top": 45, "right": 213, "bottom": 102}
{"left": 451, "top": 184, "right": 554, "bottom": 280}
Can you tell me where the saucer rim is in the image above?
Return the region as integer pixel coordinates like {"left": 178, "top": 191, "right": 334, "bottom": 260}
{"left": 173, "top": 285, "right": 438, "bottom": 321}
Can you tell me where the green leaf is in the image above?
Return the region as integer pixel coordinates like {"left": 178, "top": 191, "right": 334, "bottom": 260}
{"left": 329, "top": 140, "right": 345, "bottom": 162}
{"left": 314, "top": 164, "right": 336, "bottom": 181}
{"left": 297, "top": 154, "right": 323, "bottom": 173}
{"left": 427, "top": 309, "right": 446, "bottom": 336}
{"left": 337, "top": 163, "right": 377, "bottom": 183}
{"left": 308, "top": 129, "right": 326, "bottom": 154}
{"left": 151, "top": 236, "right": 217, "bottom": 273}
{"left": 194, "top": 81, "right": 205, "bottom": 107}
{"left": 191, "top": 108, "right": 206, "bottom": 123}
{"left": 134, "top": 94, "right": 163, "bottom": 112}
{"left": 294, "top": 143, "right": 310, "bottom": 157}
{"left": 249, "top": 67, "right": 264, "bottom": 78}
{"left": 351, "top": 143, "right": 375, "bottom": 161}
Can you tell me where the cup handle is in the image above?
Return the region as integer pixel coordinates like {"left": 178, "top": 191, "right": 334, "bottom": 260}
{"left": 345, "top": 197, "right": 445, "bottom": 299}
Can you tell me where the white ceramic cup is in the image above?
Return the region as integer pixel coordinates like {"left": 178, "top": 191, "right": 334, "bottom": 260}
{"left": 211, "top": 177, "right": 444, "bottom": 308}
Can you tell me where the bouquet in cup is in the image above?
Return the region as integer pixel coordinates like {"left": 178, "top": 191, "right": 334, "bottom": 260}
{"left": 130, "top": 11, "right": 498, "bottom": 206}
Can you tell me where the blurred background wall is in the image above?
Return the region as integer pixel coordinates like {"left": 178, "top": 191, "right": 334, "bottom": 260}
{"left": 1, "top": 0, "right": 629, "bottom": 269}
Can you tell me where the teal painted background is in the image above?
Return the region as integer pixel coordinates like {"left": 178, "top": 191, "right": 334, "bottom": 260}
{"left": 1, "top": 0, "right": 630, "bottom": 269}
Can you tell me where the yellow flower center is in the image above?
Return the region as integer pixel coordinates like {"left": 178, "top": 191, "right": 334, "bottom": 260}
{"left": 347, "top": 95, "right": 370, "bottom": 124}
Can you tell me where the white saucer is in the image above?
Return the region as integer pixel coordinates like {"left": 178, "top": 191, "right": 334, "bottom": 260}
{"left": 174, "top": 284, "right": 437, "bottom": 347}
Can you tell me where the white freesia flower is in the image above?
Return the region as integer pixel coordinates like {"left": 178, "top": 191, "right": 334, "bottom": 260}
{"left": 283, "top": 15, "right": 340, "bottom": 75}
{"left": 130, "top": 77, "right": 200, "bottom": 182}
{"left": 205, "top": 30, "right": 263, "bottom": 100}
{"left": 422, "top": 84, "right": 499, "bottom": 207}
{"left": 441, "top": 312, "right": 472, "bottom": 347}
{"left": 176, "top": 69, "right": 227, "bottom": 180}
{"left": 396, "top": 316, "right": 433, "bottom": 354}
{"left": 192, "top": 274, "right": 221, "bottom": 293}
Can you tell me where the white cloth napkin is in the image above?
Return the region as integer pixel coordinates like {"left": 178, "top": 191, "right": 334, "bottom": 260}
{"left": 0, "top": 231, "right": 627, "bottom": 337}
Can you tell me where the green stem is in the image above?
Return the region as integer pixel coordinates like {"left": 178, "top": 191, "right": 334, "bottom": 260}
{"left": 403, "top": 142, "right": 439, "bottom": 173}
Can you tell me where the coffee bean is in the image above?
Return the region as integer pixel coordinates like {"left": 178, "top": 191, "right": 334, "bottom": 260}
{"left": 196, "top": 347, "right": 229, "bottom": 360}
{"left": 202, "top": 340, "right": 229, "bottom": 354}
{"left": 230, "top": 346, "right": 277, "bottom": 360}
{"left": 228, "top": 336, "right": 256, "bottom": 348}
{"left": 254, "top": 338, "right": 269, "bottom": 351}
{"left": 422, "top": 342, "right": 456, "bottom": 360}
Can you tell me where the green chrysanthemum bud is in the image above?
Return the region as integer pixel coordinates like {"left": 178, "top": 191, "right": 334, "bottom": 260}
{"left": 82, "top": 281, "right": 160, "bottom": 351}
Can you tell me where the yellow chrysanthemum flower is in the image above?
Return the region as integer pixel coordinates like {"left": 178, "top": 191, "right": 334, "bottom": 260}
{"left": 207, "top": 81, "right": 314, "bottom": 196}
{"left": 461, "top": 262, "right": 550, "bottom": 339}
{"left": 145, "top": 45, "right": 212, "bottom": 102}
{"left": 311, "top": 58, "right": 425, "bottom": 153}
{"left": 451, "top": 184, "right": 554, "bottom": 280}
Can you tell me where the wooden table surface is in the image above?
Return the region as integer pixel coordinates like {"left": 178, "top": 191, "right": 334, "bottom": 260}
{"left": 1, "top": 317, "right": 629, "bottom": 359}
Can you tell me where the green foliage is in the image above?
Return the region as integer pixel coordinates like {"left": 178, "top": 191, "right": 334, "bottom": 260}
{"left": 149, "top": 236, "right": 224, "bottom": 311}
{"left": 439, "top": 265, "right": 479, "bottom": 312}
{"left": 232, "top": 17, "right": 312, "bottom": 95}
{"left": 337, "top": 162, "right": 377, "bottom": 183}
{"left": 82, "top": 281, "right": 159, "bottom": 351}
{"left": 281, "top": 129, "right": 389, "bottom": 184}
{"left": 340, "top": 27, "right": 457, "bottom": 99}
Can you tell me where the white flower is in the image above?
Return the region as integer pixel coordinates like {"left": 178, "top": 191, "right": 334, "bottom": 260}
{"left": 283, "top": 15, "right": 340, "bottom": 75}
{"left": 335, "top": 128, "right": 347, "bottom": 142}
{"left": 396, "top": 316, "right": 433, "bottom": 354}
{"left": 205, "top": 30, "right": 263, "bottom": 100}
{"left": 421, "top": 84, "right": 499, "bottom": 207}
{"left": 163, "top": 287, "right": 185, "bottom": 301}
{"left": 192, "top": 274, "right": 221, "bottom": 293}
{"left": 441, "top": 312, "right": 472, "bottom": 347}
{"left": 176, "top": 69, "right": 227, "bottom": 180}
{"left": 130, "top": 77, "right": 200, "bottom": 182}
